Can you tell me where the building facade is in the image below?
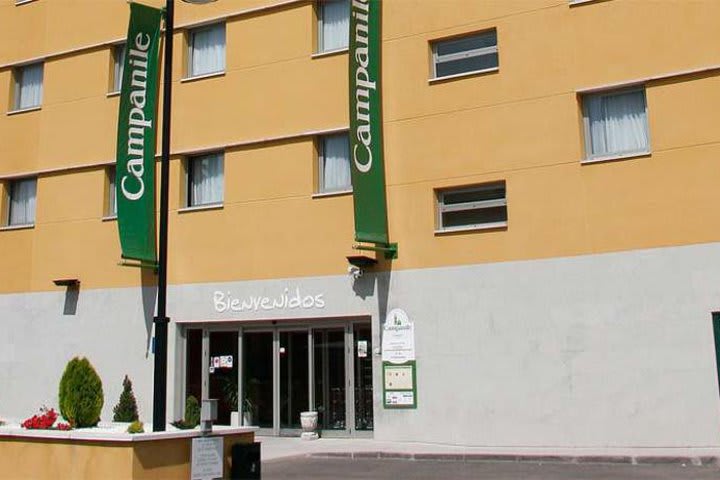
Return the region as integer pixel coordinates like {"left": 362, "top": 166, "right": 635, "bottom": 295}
{"left": 1, "top": 0, "right": 720, "bottom": 450}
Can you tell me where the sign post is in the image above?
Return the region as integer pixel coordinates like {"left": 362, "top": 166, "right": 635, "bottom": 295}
{"left": 382, "top": 308, "right": 417, "bottom": 408}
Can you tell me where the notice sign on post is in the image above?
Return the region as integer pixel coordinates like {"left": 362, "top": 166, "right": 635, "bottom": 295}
{"left": 191, "top": 436, "right": 223, "bottom": 480}
{"left": 382, "top": 308, "right": 417, "bottom": 409}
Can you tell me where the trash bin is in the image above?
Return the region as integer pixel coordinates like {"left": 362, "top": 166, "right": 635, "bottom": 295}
{"left": 230, "top": 442, "right": 261, "bottom": 480}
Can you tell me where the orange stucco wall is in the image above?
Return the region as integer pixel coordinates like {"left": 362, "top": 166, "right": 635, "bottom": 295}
{"left": 0, "top": 0, "right": 719, "bottom": 293}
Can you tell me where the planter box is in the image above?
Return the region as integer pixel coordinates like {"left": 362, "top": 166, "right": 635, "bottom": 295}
{"left": 0, "top": 425, "right": 256, "bottom": 480}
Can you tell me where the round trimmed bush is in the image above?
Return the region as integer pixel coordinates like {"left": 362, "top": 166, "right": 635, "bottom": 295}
{"left": 58, "top": 357, "right": 104, "bottom": 428}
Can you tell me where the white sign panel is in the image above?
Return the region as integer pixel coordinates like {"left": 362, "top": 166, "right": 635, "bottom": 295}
{"left": 357, "top": 340, "right": 368, "bottom": 358}
{"left": 191, "top": 436, "right": 223, "bottom": 480}
{"left": 385, "top": 391, "right": 415, "bottom": 406}
{"left": 384, "top": 365, "right": 413, "bottom": 390}
{"left": 382, "top": 308, "right": 415, "bottom": 364}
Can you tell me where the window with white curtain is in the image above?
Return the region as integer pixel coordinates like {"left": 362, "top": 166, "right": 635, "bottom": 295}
{"left": 582, "top": 88, "right": 649, "bottom": 160}
{"left": 318, "top": 0, "right": 349, "bottom": 52}
{"left": 6, "top": 177, "right": 37, "bottom": 226}
{"left": 188, "top": 23, "right": 226, "bottom": 77}
{"left": 107, "top": 167, "right": 117, "bottom": 217}
{"left": 318, "top": 133, "right": 352, "bottom": 194}
{"left": 432, "top": 30, "right": 498, "bottom": 79}
{"left": 112, "top": 44, "right": 126, "bottom": 93}
{"left": 187, "top": 153, "right": 224, "bottom": 207}
{"left": 14, "top": 63, "right": 43, "bottom": 110}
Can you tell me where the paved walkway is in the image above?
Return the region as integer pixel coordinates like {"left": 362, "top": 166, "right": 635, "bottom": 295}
{"left": 263, "top": 457, "right": 720, "bottom": 480}
{"left": 257, "top": 436, "right": 720, "bottom": 466}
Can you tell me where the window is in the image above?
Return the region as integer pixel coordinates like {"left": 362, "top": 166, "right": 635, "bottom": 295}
{"left": 13, "top": 63, "right": 43, "bottom": 110}
{"left": 111, "top": 44, "right": 126, "bottom": 93}
{"left": 582, "top": 88, "right": 649, "bottom": 160}
{"left": 436, "top": 182, "right": 507, "bottom": 232}
{"left": 187, "top": 153, "right": 224, "bottom": 207}
{"left": 318, "top": 0, "right": 349, "bottom": 52}
{"left": 188, "top": 23, "right": 226, "bottom": 77}
{"left": 431, "top": 30, "right": 498, "bottom": 79}
{"left": 318, "top": 133, "right": 352, "bottom": 194}
{"left": 106, "top": 167, "right": 117, "bottom": 218}
{"left": 5, "top": 178, "right": 37, "bottom": 226}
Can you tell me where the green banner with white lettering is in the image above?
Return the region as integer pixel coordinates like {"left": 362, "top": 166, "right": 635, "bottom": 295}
{"left": 116, "top": 3, "right": 162, "bottom": 264}
{"left": 349, "top": 0, "right": 390, "bottom": 246}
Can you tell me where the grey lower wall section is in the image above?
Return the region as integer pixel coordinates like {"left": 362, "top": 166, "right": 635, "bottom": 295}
{"left": 2, "top": 242, "right": 720, "bottom": 447}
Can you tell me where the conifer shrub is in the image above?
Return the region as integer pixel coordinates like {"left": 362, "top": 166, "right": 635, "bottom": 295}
{"left": 58, "top": 357, "right": 104, "bottom": 428}
{"left": 113, "top": 375, "right": 139, "bottom": 422}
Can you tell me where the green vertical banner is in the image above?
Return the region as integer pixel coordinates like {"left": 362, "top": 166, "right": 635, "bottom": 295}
{"left": 116, "top": 3, "right": 162, "bottom": 264}
{"left": 349, "top": 0, "right": 390, "bottom": 246}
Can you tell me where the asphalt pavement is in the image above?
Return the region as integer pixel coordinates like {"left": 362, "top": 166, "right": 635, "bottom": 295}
{"left": 263, "top": 456, "right": 720, "bottom": 480}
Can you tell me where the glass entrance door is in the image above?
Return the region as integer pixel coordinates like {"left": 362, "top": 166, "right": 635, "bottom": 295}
{"left": 208, "top": 331, "right": 238, "bottom": 426}
{"left": 353, "top": 324, "right": 373, "bottom": 431}
{"left": 314, "top": 327, "right": 347, "bottom": 433}
{"left": 279, "top": 331, "right": 309, "bottom": 432}
{"left": 188, "top": 320, "right": 373, "bottom": 436}
{"left": 243, "top": 332, "right": 274, "bottom": 429}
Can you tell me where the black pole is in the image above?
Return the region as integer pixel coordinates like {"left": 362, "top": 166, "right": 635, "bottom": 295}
{"left": 153, "top": 0, "right": 173, "bottom": 433}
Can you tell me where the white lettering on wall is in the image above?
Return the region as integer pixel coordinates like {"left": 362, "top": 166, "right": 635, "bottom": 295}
{"left": 213, "top": 288, "right": 326, "bottom": 314}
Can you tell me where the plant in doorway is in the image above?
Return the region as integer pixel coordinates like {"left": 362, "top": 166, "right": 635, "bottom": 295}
{"left": 220, "top": 375, "right": 258, "bottom": 426}
{"left": 171, "top": 395, "right": 200, "bottom": 429}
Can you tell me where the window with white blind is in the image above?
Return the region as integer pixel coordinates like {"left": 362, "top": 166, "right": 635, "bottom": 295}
{"left": 188, "top": 23, "right": 226, "bottom": 78}
{"left": 106, "top": 167, "right": 117, "bottom": 218}
{"left": 582, "top": 88, "right": 650, "bottom": 161}
{"left": 431, "top": 30, "right": 498, "bottom": 80}
{"left": 187, "top": 153, "right": 224, "bottom": 207}
{"left": 111, "top": 44, "right": 126, "bottom": 93}
{"left": 6, "top": 177, "right": 37, "bottom": 226}
{"left": 13, "top": 63, "right": 43, "bottom": 110}
{"left": 436, "top": 182, "right": 507, "bottom": 232}
{"left": 318, "top": 0, "right": 349, "bottom": 52}
{"left": 318, "top": 133, "right": 352, "bottom": 194}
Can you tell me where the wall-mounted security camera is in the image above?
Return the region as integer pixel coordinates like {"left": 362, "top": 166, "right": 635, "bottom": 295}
{"left": 348, "top": 265, "right": 363, "bottom": 279}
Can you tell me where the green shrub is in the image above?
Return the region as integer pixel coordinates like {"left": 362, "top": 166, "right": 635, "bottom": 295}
{"left": 184, "top": 395, "right": 200, "bottom": 427}
{"left": 171, "top": 395, "right": 200, "bottom": 430}
{"left": 58, "top": 357, "right": 104, "bottom": 428}
{"left": 127, "top": 420, "right": 144, "bottom": 434}
{"left": 113, "top": 375, "right": 139, "bottom": 422}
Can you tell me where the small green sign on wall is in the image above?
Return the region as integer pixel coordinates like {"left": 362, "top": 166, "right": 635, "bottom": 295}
{"left": 382, "top": 308, "right": 417, "bottom": 409}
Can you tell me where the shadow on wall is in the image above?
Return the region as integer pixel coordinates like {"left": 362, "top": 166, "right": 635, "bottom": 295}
{"left": 141, "top": 268, "right": 158, "bottom": 358}
{"left": 62, "top": 285, "right": 80, "bottom": 315}
{"left": 351, "top": 255, "right": 393, "bottom": 325}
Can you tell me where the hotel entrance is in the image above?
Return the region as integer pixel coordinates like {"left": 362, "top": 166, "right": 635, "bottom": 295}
{"left": 184, "top": 320, "right": 373, "bottom": 437}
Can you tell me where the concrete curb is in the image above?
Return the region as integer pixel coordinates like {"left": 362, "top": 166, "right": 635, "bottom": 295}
{"left": 307, "top": 451, "right": 720, "bottom": 467}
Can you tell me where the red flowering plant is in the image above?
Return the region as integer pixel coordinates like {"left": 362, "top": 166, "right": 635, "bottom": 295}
{"left": 21, "top": 406, "right": 72, "bottom": 430}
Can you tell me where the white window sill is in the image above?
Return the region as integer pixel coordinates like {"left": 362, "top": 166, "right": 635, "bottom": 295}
{"left": 102, "top": 215, "right": 117, "bottom": 222}
{"left": 178, "top": 203, "right": 223, "bottom": 214}
{"left": 312, "top": 189, "right": 353, "bottom": 199}
{"left": 429, "top": 67, "right": 499, "bottom": 85}
{"left": 0, "top": 223, "right": 35, "bottom": 231}
{"left": 180, "top": 71, "right": 225, "bottom": 84}
{"left": 106, "top": 91, "right": 120, "bottom": 98}
{"left": 7, "top": 106, "right": 41, "bottom": 116}
{"left": 434, "top": 221, "right": 507, "bottom": 235}
{"left": 312, "top": 47, "right": 349, "bottom": 59}
{"left": 581, "top": 150, "right": 651, "bottom": 165}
